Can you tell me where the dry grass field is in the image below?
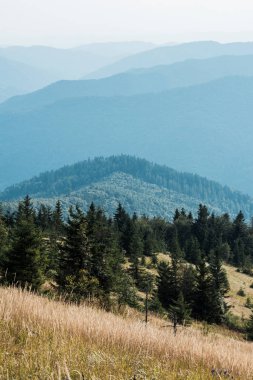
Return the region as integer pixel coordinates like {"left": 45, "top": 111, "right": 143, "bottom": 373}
{"left": 224, "top": 265, "right": 253, "bottom": 318}
{"left": 0, "top": 287, "right": 253, "bottom": 380}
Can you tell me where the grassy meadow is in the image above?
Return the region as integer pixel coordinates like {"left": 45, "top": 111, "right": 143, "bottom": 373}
{"left": 0, "top": 286, "right": 252, "bottom": 380}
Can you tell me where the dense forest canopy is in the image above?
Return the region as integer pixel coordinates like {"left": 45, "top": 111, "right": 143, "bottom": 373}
{"left": 1, "top": 155, "right": 253, "bottom": 220}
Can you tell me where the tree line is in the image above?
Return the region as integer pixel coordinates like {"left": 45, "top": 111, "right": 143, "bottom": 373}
{"left": 1, "top": 196, "right": 253, "bottom": 334}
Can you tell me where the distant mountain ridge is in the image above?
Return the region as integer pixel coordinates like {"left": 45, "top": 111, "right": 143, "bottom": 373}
{"left": 0, "top": 55, "right": 59, "bottom": 102}
{"left": 1, "top": 156, "right": 253, "bottom": 220}
{"left": 0, "top": 42, "right": 155, "bottom": 102}
{"left": 85, "top": 40, "right": 253, "bottom": 78}
{"left": 0, "top": 76, "right": 253, "bottom": 193}
{"left": 2, "top": 54, "right": 253, "bottom": 113}
{"left": 0, "top": 42, "right": 155, "bottom": 81}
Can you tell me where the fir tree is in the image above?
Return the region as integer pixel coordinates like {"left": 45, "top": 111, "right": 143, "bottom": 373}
{"left": 193, "top": 253, "right": 212, "bottom": 321}
{"left": 58, "top": 206, "right": 94, "bottom": 299}
{"left": 0, "top": 215, "right": 8, "bottom": 273}
{"left": 208, "top": 247, "right": 230, "bottom": 323}
{"left": 246, "top": 310, "right": 253, "bottom": 340}
{"left": 52, "top": 200, "right": 64, "bottom": 235}
{"left": 168, "top": 292, "right": 192, "bottom": 327}
{"left": 5, "top": 197, "right": 44, "bottom": 290}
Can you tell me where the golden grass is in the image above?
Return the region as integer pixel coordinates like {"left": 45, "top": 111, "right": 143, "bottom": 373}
{"left": 0, "top": 287, "right": 252, "bottom": 379}
{"left": 224, "top": 265, "right": 253, "bottom": 318}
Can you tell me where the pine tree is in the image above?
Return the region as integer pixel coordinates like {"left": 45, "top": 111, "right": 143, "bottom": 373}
{"left": 157, "top": 261, "right": 171, "bottom": 309}
{"left": 0, "top": 214, "right": 8, "bottom": 274}
{"left": 58, "top": 206, "right": 94, "bottom": 299}
{"left": 114, "top": 203, "right": 131, "bottom": 254}
{"left": 193, "top": 253, "right": 212, "bottom": 321}
{"left": 168, "top": 292, "right": 192, "bottom": 327}
{"left": 157, "top": 251, "right": 182, "bottom": 310}
{"left": 185, "top": 236, "right": 201, "bottom": 264}
{"left": 88, "top": 208, "right": 125, "bottom": 306}
{"left": 52, "top": 200, "right": 64, "bottom": 235}
{"left": 194, "top": 204, "right": 209, "bottom": 252}
{"left": 5, "top": 197, "right": 44, "bottom": 290}
{"left": 37, "top": 204, "right": 53, "bottom": 232}
{"left": 208, "top": 247, "right": 230, "bottom": 323}
{"left": 246, "top": 310, "right": 253, "bottom": 340}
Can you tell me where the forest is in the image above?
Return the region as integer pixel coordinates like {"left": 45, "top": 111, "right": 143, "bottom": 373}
{"left": 2, "top": 155, "right": 253, "bottom": 219}
{"left": 1, "top": 196, "right": 253, "bottom": 337}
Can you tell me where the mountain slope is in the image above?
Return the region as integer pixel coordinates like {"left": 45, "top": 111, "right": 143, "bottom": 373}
{"left": 1, "top": 287, "right": 251, "bottom": 379}
{"left": 74, "top": 41, "right": 156, "bottom": 59}
{"left": 0, "top": 43, "right": 155, "bottom": 80}
{"left": 1, "top": 156, "right": 253, "bottom": 220}
{"left": 85, "top": 40, "right": 253, "bottom": 79}
{"left": 0, "top": 55, "right": 58, "bottom": 102}
{"left": 0, "top": 77, "right": 253, "bottom": 193}
{"left": 3, "top": 54, "right": 253, "bottom": 113}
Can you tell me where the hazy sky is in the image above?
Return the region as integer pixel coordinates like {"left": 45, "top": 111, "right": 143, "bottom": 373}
{"left": 1, "top": 0, "right": 253, "bottom": 47}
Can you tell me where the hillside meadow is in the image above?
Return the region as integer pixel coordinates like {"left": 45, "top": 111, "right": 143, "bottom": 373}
{"left": 0, "top": 286, "right": 252, "bottom": 380}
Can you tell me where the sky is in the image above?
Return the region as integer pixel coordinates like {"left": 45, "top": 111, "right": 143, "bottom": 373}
{"left": 1, "top": 0, "right": 253, "bottom": 47}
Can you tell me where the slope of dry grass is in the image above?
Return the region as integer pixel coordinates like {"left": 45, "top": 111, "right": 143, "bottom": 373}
{"left": 0, "top": 287, "right": 252, "bottom": 379}
{"left": 224, "top": 265, "right": 253, "bottom": 318}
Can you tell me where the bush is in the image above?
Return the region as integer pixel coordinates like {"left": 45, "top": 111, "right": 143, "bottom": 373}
{"left": 245, "top": 297, "right": 253, "bottom": 309}
{"left": 225, "top": 312, "right": 246, "bottom": 333}
{"left": 237, "top": 288, "right": 246, "bottom": 297}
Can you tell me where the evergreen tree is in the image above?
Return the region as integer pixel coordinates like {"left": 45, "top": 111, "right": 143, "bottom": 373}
{"left": 208, "top": 247, "right": 230, "bottom": 323}
{"left": 58, "top": 206, "right": 96, "bottom": 300}
{"left": 194, "top": 204, "right": 209, "bottom": 252}
{"left": 157, "top": 251, "right": 182, "bottom": 310}
{"left": 0, "top": 215, "right": 8, "bottom": 273}
{"left": 37, "top": 204, "right": 53, "bottom": 232}
{"left": 88, "top": 208, "right": 125, "bottom": 306}
{"left": 185, "top": 236, "right": 201, "bottom": 264}
{"left": 168, "top": 292, "right": 192, "bottom": 326}
{"left": 52, "top": 200, "right": 64, "bottom": 235}
{"left": 193, "top": 253, "right": 212, "bottom": 321}
{"left": 246, "top": 310, "right": 253, "bottom": 340}
{"left": 5, "top": 197, "right": 44, "bottom": 290}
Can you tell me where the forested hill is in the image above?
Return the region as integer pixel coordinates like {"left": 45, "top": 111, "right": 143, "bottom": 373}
{"left": 1, "top": 156, "right": 253, "bottom": 220}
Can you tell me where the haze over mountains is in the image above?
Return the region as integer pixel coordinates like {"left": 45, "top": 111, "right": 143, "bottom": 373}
{"left": 1, "top": 75, "right": 253, "bottom": 194}
{"left": 85, "top": 41, "right": 253, "bottom": 79}
{"left": 1, "top": 40, "right": 253, "bottom": 204}
{"left": 0, "top": 55, "right": 59, "bottom": 102}
{"left": 3, "top": 54, "right": 253, "bottom": 113}
{"left": 0, "top": 42, "right": 155, "bottom": 101}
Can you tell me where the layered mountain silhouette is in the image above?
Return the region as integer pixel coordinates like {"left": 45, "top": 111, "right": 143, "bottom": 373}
{"left": 0, "top": 76, "right": 252, "bottom": 194}
{"left": 0, "top": 42, "right": 154, "bottom": 101}
{"left": 2, "top": 54, "right": 253, "bottom": 113}
{"left": 0, "top": 55, "right": 58, "bottom": 102}
{"left": 85, "top": 41, "right": 253, "bottom": 78}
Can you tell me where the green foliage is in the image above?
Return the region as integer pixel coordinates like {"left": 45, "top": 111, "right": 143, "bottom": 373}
{"left": 4, "top": 196, "right": 44, "bottom": 290}
{"left": 2, "top": 155, "right": 253, "bottom": 220}
{"left": 0, "top": 198, "right": 251, "bottom": 327}
{"left": 58, "top": 206, "right": 91, "bottom": 293}
{"left": 168, "top": 292, "right": 192, "bottom": 326}
{"left": 246, "top": 311, "right": 253, "bottom": 340}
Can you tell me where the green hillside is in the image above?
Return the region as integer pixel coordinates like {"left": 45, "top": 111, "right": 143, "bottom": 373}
{"left": 1, "top": 156, "right": 253, "bottom": 219}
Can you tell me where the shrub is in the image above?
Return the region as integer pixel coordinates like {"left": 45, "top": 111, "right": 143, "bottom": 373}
{"left": 237, "top": 288, "right": 246, "bottom": 297}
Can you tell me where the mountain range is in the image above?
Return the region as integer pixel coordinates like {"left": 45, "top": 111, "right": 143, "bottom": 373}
{"left": 85, "top": 41, "right": 253, "bottom": 78}
{"left": 0, "top": 75, "right": 253, "bottom": 194}
{"left": 0, "top": 42, "right": 155, "bottom": 101}
{"left": 1, "top": 156, "right": 252, "bottom": 220}
{"left": 2, "top": 54, "right": 253, "bottom": 113}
